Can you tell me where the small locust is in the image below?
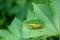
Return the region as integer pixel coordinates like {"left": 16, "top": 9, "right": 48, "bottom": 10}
{"left": 28, "top": 24, "right": 43, "bottom": 29}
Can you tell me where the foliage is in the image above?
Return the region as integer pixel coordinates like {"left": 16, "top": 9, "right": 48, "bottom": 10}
{"left": 0, "top": 0, "right": 60, "bottom": 40}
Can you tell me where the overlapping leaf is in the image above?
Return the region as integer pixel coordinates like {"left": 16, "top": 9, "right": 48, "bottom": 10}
{"left": 0, "top": 0, "right": 60, "bottom": 40}
{"left": 0, "top": 18, "right": 23, "bottom": 40}
{"left": 22, "top": 3, "right": 59, "bottom": 38}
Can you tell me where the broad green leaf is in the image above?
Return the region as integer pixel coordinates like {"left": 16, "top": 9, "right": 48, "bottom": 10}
{"left": 0, "top": 0, "right": 60, "bottom": 40}
{"left": 22, "top": 3, "right": 58, "bottom": 38}
{"left": 32, "top": 3, "right": 57, "bottom": 32}
{"left": 50, "top": 0, "right": 60, "bottom": 33}
{"left": 35, "top": 4, "right": 55, "bottom": 26}
{"left": 0, "top": 30, "right": 18, "bottom": 40}
{"left": 54, "top": 13, "right": 60, "bottom": 33}
{"left": 0, "top": 17, "right": 25, "bottom": 40}
{"left": 8, "top": 17, "right": 22, "bottom": 38}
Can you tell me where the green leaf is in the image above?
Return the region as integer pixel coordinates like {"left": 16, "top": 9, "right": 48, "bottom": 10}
{"left": 50, "top": 0, "right": 60, "bottom": 33}
{"left": 22, "top": 3, "right": 58, "bottom": 38}
{"left": 32, "top": 3, "right": 57, "bottom": 32}
{"left": 0, "top": 18, "right": 23, "bottom": 40}
{"left": 0, "top": 0, "right": 60, "bottom": 40}
{"left": 8, "top": 17, "right": 22, "bottom": 38}
{"left": 0, "top": 30, "right": 18, "bottom": 40}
